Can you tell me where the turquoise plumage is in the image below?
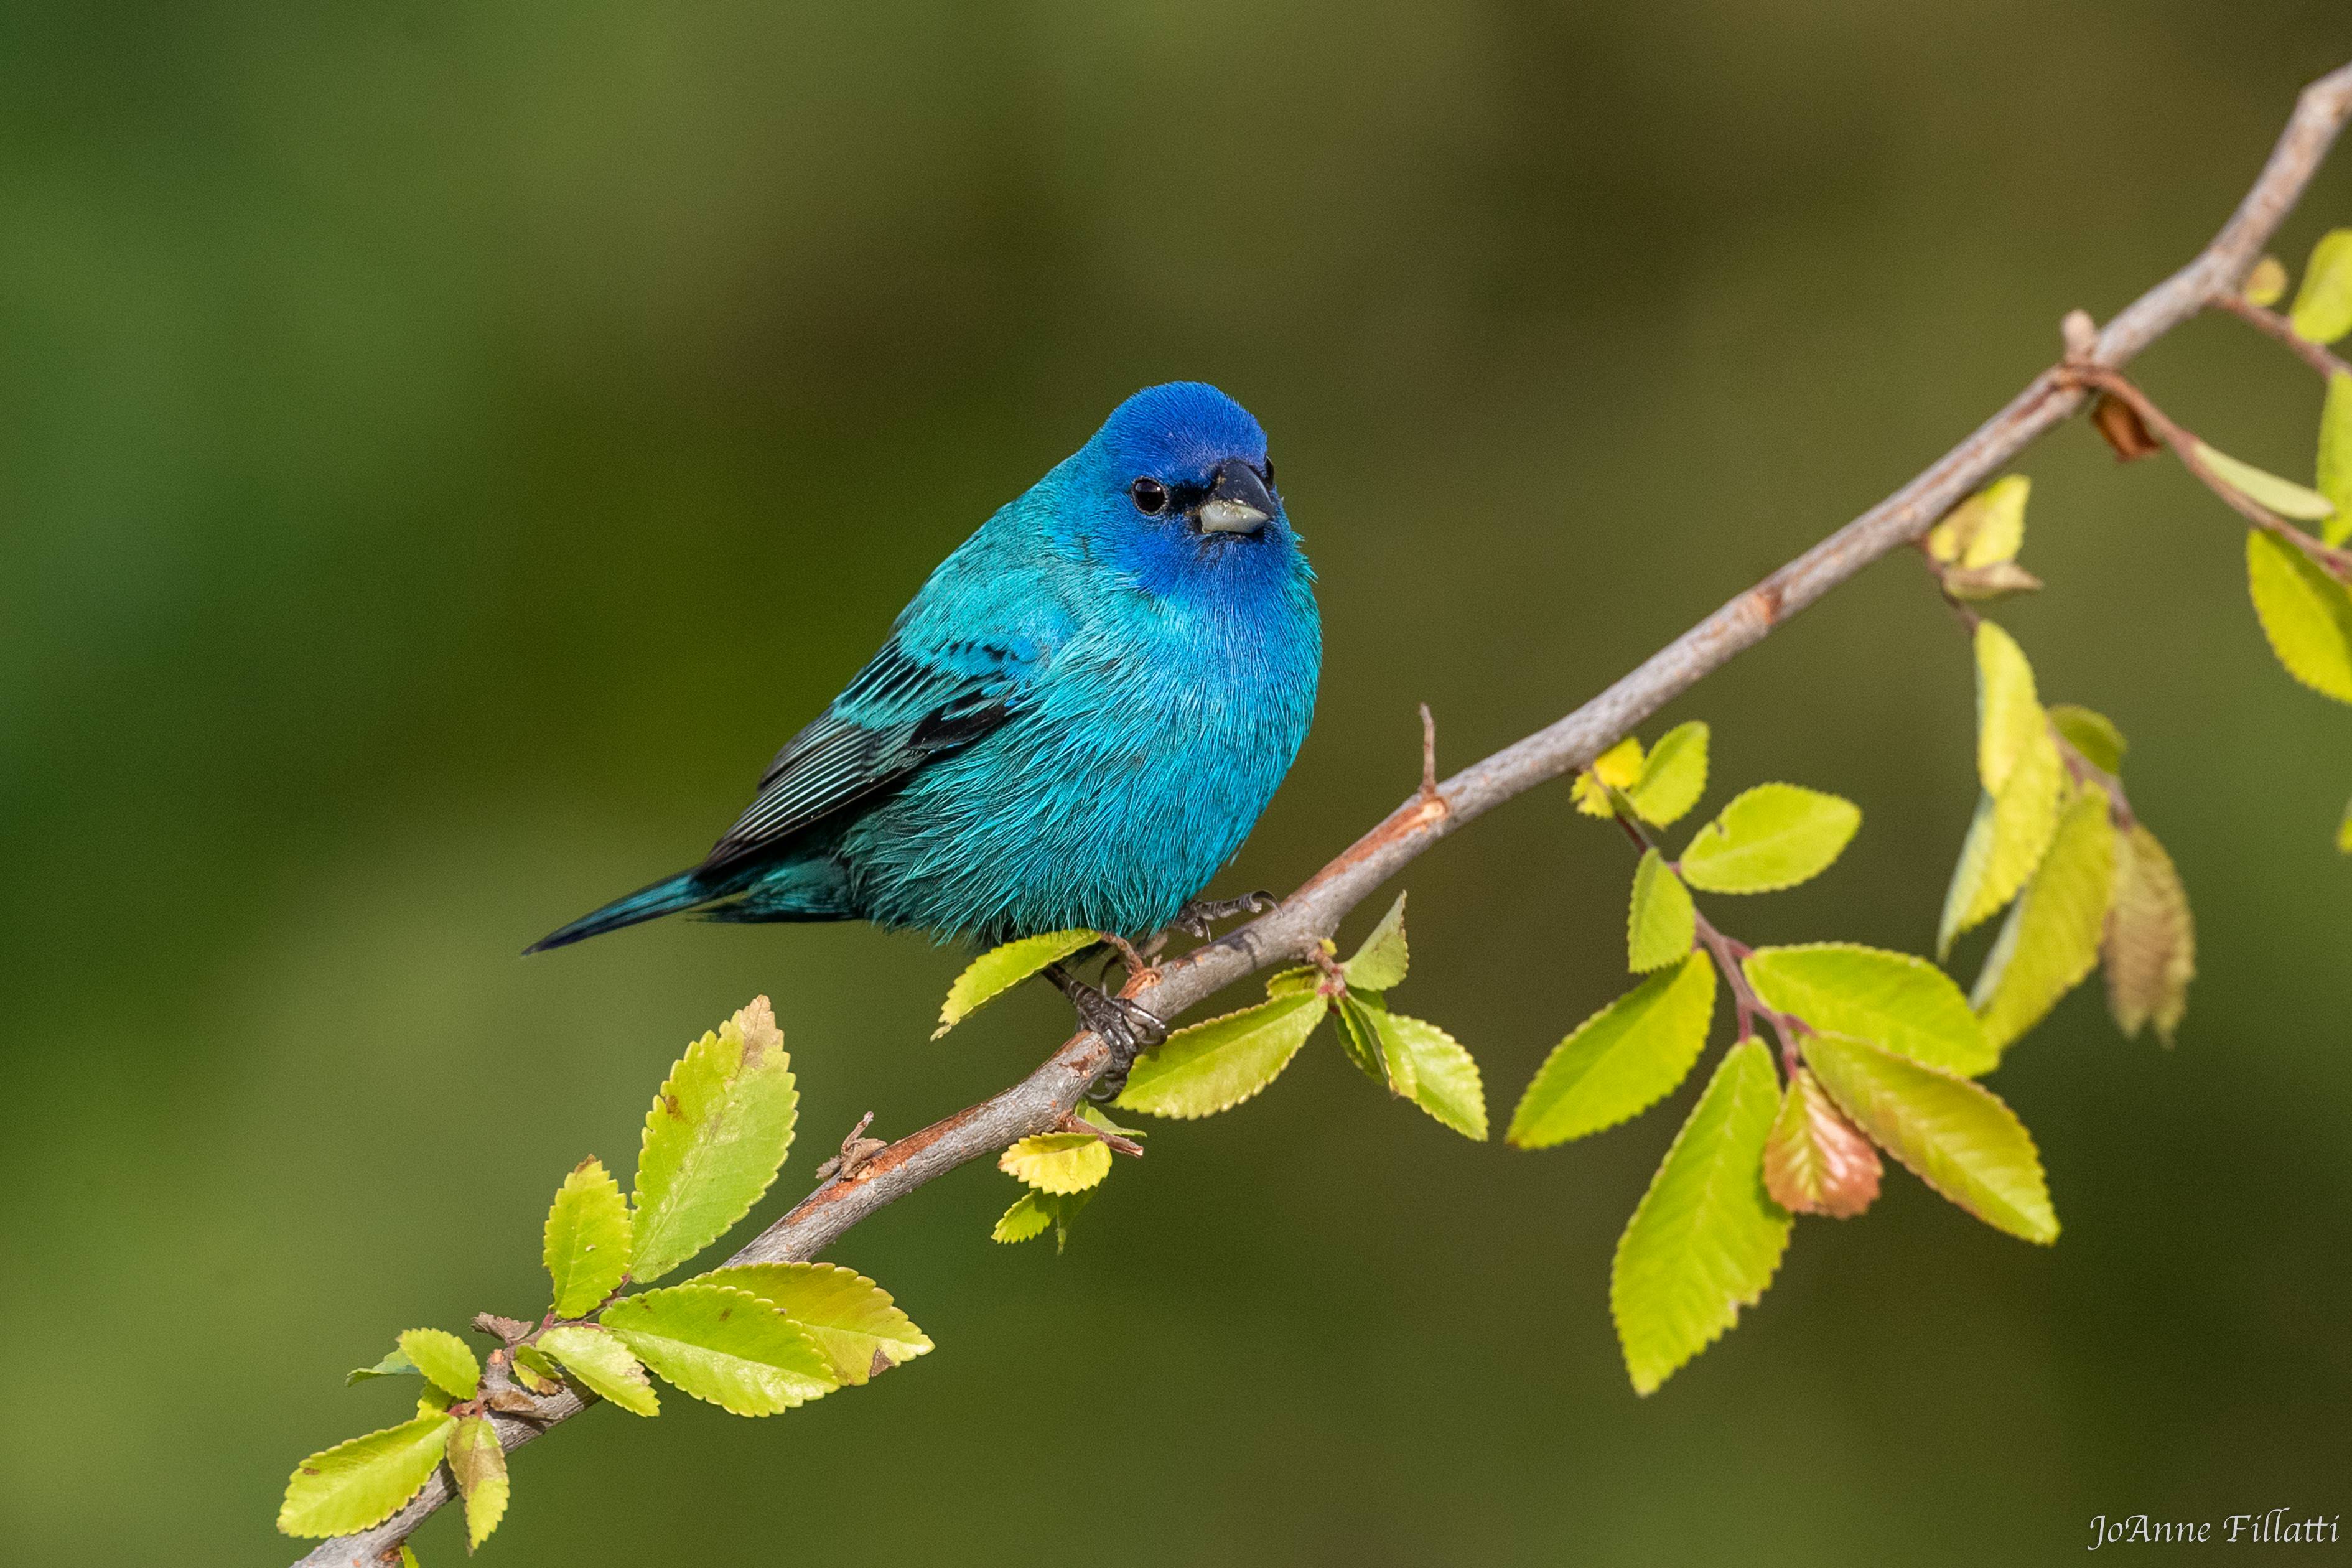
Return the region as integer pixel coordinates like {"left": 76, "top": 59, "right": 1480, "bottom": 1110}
{"left": 531, "top": 382, "right": 1321, "bottom": 958}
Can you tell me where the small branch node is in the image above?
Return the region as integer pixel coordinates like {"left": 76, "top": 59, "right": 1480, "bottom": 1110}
{"left": 813, "top": 1112, "right": 889, "bottom": 1185}
{"left": 2060, "top": 309, "right": 2100, "bottom": 364}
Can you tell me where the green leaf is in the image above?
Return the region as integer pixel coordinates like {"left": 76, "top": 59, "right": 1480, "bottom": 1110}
{"left": 1925, "top": 474, "right": 2030, "bottom": 568}
{"left": 278, "top": 1412, "right": 457, "bottom": 1538}
{"left": 544, "top": 1157, "right": 633, "bottom": 1320}
{"left": 1366, "top": 1009, "right": 1488, "bottom": 1139}
{"left": 693, "top": 1262, "right": 934, "bottom": 1385}
{"left": 1333, "top": 994, "right": 1389, "bottom": 1083}
{"left": 1626, "top": 721, "right": 1710, "bottom": 826}
{"left": 1973, "top": 620, "right": 2046, "bottom": 794}
{"left": 991, "top": 1189, "right": 1090, "bottom": 1251}
{"left": 1609, "top": 1040, "right": 1790, "bottom": 1396}
{"left": 2200, "top": 442, "right": 2338, "bottom": 522}
{"left": 2046, "top": 704, "right": 2126, "bottom": 777}
{"left": 1508, "top": 952, "right": 1715, "bottom": 1149}
{"left": 631, "top": 997, "right": 800, "bottom": 1283}
{"left": 447, "top": 1415, "right": 509, "bottom": 1552}
{"left": 997, "top": 1132, "right": 1113, "bottom": 1193}
{"left": 1341, "top": 892, "right": 1409, "bottom": 991}
{"left": 2244, "top": 254, "right": 2289, "bottom": 307}
{"left": 1572, "top": 736, "right": 1645, "bottom": 817}
{"left": 345, "top": 1348, "right": 417, "bottom": 1386}
{"left": 933, "top": 929, "right": 1099, "bottom": 1037}
{"left": 602, "top": 1283, "right": 838, "bottom": 1416}
{"left": 2340, "top": 796, "right": 2352, "bottom": 855}
{"left": 1938, "top": 727, "right": 2063, "bottom": 957}
{"left": 1803, "top": 1032, "right": 2058, "bottom": 1244}
{"left": 1743, "top": 943, "right": 1994, "bottom": 1076}
{"left": 536, "top": 1325, "right": 660, "bottom": 1416}
{"left": 2289, "top": 227, "right": 2352, "bottom": 345}
{"left": 1263, "top": 964, "right": 1323, "bottom": 999}
{"left": 1114, "top": 994, "right": 1325, "bottom": 1119}
{"left": 401, "top": 1547, "right": 420, "bottom": 1568}
{"left": 508, "top": 1345, "right": 563, "bottom": 1397}
{"left": 1762, "top": 1066, "right": 1880, "bottom": 1218}
{"left": 396, "top": 1329, "right": 480, "bottom": 1401}
{"left": 1626, "top": 850, "right": 1696, "bottom": 973}
{"left": 2321, "top": 373, "right": 2352, "bottom": 548}
{"left": 1676, "top": 784, "right": 1859, "bottom": 894}
{"left": 1972, "top": 786, "right": 2117, "bottom": 1053}
{"left": 2247, "top": 528, "right": 2352, "bottom": 704}
{"left": 2103, "top": 823, "right": 2195, "bottom": 1046}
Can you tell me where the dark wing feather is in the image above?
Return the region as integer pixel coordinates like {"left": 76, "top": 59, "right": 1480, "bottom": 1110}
{"left": 701, "top": 638, "right": 1022, "bottom": 869}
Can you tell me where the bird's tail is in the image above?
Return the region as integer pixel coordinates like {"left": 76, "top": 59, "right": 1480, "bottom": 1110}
{"left": 525, "top": 868, "right": 711, "bottom": 954}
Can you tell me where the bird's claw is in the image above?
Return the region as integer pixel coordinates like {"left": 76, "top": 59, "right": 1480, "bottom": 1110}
{"left": 1172, "top": 890, "right": 1277, "bottom": 941}
{"left": 1048, "top": 964, "right": 1165, "bottom": 1100}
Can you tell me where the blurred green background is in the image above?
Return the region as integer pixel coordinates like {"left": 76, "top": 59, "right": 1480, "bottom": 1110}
{"left": 5, "top": 2, "right": 2350, "bottom": 1562}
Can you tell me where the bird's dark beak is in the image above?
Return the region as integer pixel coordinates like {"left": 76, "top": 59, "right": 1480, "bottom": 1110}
{"left": 1198, "top": 460, "right": 1275, "bottom": 534}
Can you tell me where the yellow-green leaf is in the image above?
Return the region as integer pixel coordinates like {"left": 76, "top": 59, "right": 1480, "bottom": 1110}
{"left": 397, "top": 1329, "right": 480, "bottom": 1402}
{"left": 536, "top": 1325, "right": 660, "bottom": 1416}
{"left": 1264, "top": 964, "right": 1323, "bottom": 999}
{"left": 2243, "top": 254, "right": 2289, "bottom": 307}
{"left": 991, "top": 1189, "right": 1089, "bottom": 1250}
{"left": 2340, "top": 796, "right": 2352, "bottom": 854}
{"left": 1974, "top": 621, "right": 2046, "bottom": 795}
{"left": 1334, "top": 993, "right": 1389, "bottom": 1083}
{"left": 933, "top": 929, "right": 1098, "bottom": 1037}
{"left": 447, "top": 1415, "right": 509, "bottom": 1552}
{"left": 401, "top": 1547, "right": 421, "bottom": 1568}
{"left": 2318, "top": 373, "right": 2352, "bottom": 549}
{"left": 2046, "top": 704, "right": 2126, "bottom": 777}
{"left": 997, "top": 1132, "right": 1113, "bottom": 1194}
{"left": 1342, "top": 892, "right": 1409, "bottom": 991}
{"left": 1627, "top": 849, "right": 1696, "bottom": 973}
{"left": 345, "top": 1348, "right": 417, "bottom": 1386}
{"left": 1626, "top": 721, "right": 1710, "bottom": 826}
{"left": 1572, "top": 737, "right": 1645, "bottom": 817}
{"left": 1972, "top": 786, "right": 2119, "bottom": 1053}
{"left": 1508, "top": 952, "right": 1715, "bottom": 1149}
{"left": 1676, "top": 783, "right": 1860, "bottom": 894}
{"left": 1114, "top": 994, "right": 1325, "bottom": 1119}
{"left": 1938, "top": 727, "right": 2063, "bottom": 957}
{"left": 694, "top": 1262, "right": 933, "bottom": 1385}
{"left": 631, "top": 997, "right": 799, "bottom": 1283}
{"left": 1762, "top": 1066, "right": 1880, "bottom": 1219}
{"left": 509, "top": 1345, "right": 563, "bottom": 1397}
{"left": 2200, "top": 442, "right": 2338, "bottom": 522}
{"left": 2247, "top": 528, "right": 2352, "bottom": 703}
{"left": 1803, "top": 1032, "right": 2058, "bottom": 1244}
{"left": 2104, "top": 823, "right": 2195, "bottom": 1046}
{"left": 1925, "top": 474, "right": 2030, "bottom": 568}
{"left": 1366, "top": 1009, "right": 1487, "bottom": 1139}
{"left": 1609, "top": 1040, "right": 1790, "bottom": 1396}
{"left": 2289, "top": 228, "right": 2352, "bottom": 345}
{"left": 544, "top": 1157, "right": 632, "bottom": 1320}
{"left": 1743, "top": 943, "right": 1994, "bottom": 1076}
{"left": 602, "top": 1284, "right": 837, "bottom": 1416}
{"left": 278, "top": 1413, "right": 457, "bottom": 1538}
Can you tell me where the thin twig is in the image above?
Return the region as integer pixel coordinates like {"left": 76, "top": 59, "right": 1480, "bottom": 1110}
{"left": 293, "top": 57, "right": 2352, "bottom": 1568}
{"left": 2211, "top": 290, "right": 2352, "bottom": 380}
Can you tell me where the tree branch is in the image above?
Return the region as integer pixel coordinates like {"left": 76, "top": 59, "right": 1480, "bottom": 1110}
{"left": 295, "top": 58, "right": 2352, "bottom": 1568}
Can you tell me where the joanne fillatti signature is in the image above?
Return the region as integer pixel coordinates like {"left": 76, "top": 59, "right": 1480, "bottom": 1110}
{"left": 2089, "top": 1511, "right": 2341, "bottom": 1549}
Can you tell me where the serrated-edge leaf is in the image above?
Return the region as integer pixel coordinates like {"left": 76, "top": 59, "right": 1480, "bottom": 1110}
{"left": 447, "top": 1414, "right": 509, "bottom": 1552}
{"left": 2290, "top": 228, "right": 2352, "bottom": 345}
{"left": 278, "top": 1412, "right": 457, "bottom": 1538}
{"left": 1334, "top": 994, "right": 1389, "bottom": 1084}
{"left": 396, "top": 1329, "right": 480, "bottom": 1401}
{"left": 693, "top": 1262, "right": 934, "bottom": 1384}
{"left": 1626, "top": 849, "right": 1697, "bottom": 972}
{"left": 997, "top": 1132, "right": 1114, "bottom": 1194}
{"left": 1926, "top": 474, "right": 2030, "bottom": 568}
{"left": 602, "top": 1284, "right": 838, "bottom": 1416}
{"left": 1573, "top": 737, "right": 1645, "bottom": 817}
{"left": 345, "top": 1348, "right": 418, "bottom": 1386}
{"left": 1974, "top": 620, "right": 2043, "bottom": 794}
{"left": 2046, "top": 704, "right": 2126, "bottom": 776}
{"left": 2320, "top": 373, "right": 2352, "bottom": 548}
{"left": 2247, "top": 528, "right": 2352, "bottom": 704}
{"left": 1114, "top": 994, "right": 1325, "bottom": 1119}
{"left": 1342, "top": 892, "right": 1409, "bottom": 991}
{"left": 1609, "top": 1040, "right": 1791, "bottom": 1396}
{"left": 1367, "top": 1010, "right": 1487, "bottom": 1139}
{"left": 2201, "top": 442, "right": 2338, "bottom": 521}
{"left": 1743, "top": 943, "right": 1995, "bottom": 1076}
{"left": 1627, "top": 721, "right": 1710, "bottom": 826}
{"left": 1803, "top": 1032, "right": 2058, "bottom": 1244}
{"left": 1762, "top": 1066, "right": 1881, "bottom": 1219}
{"left": 991, "top": 1188, "right": 1090, "bottom": 1249}
{"left": 1264, "top": 964, "right": 1322, "bottom": 999}
{"left": 544, "top": 1157, "right": 633, "bottom": 1320}
{"left": 1938, "top": 728, "right": 2063, "bottom": 957}
{"left": 1508, "top": 952, "right": 1716, "bottom": 1148}
{"left": 1677, "top": 783, "right": 1861, "bottom": 894}
{"left": 2103, "top": 823, "right": 2195, "bottom": 1045}
{"left": 933, "top": 928, "right": 1099, "bottom": 1037}
{"left": 509, "top": 1345, "right": 563, "bottom": 1397}
{"left": 1972, "top": 786, "right": 2117, "bottom": 1053}
{"left": 631, "top": 997, "right": 799, "bottom": 1282}
{"left": 536, "top": 1325, "right": 660, "bottom": 1416}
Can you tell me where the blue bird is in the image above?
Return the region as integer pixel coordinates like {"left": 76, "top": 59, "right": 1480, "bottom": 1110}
{"left": 531, "top": 382, "right": 1321, "bottom": 1075}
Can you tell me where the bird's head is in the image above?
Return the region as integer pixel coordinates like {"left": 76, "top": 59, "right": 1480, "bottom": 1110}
{"left": 1064, "top": 382, "right": 1304, "bottom": 595}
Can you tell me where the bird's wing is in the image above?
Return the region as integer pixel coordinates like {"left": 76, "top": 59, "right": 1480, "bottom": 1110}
{"left": 701, "top": 636, "right": 1027, "bottom": 869}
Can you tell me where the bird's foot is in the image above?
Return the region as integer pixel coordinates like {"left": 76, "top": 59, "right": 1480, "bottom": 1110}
{"left": 1046, "top": 963, "right": 1166, "bottom": 1100}
{"left": 1171, "top": 890, "right": 1278, "bottom": 942}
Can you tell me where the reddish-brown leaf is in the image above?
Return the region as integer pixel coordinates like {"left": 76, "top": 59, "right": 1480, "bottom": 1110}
{"left": 1762, "top": 1067, "right": 1882, "bottom": 1219}
{"left": 2091, "top": 395, "right": 2161, "bottom": 461}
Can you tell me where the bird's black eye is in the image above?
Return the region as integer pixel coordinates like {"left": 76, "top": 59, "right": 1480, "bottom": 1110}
{"left": 1261, "top": 457, "right": 1276, "bottom": 490}
{"left": 1129, "top": 477, "right": 1169, "bottom": 515}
